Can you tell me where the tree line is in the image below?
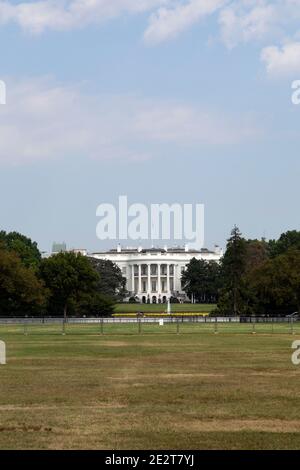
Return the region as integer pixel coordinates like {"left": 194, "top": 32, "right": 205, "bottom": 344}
{"left": 182, "top": 227, "right": 300, "bottom": 316}
{"left": 0, "top": 231, "right": 126, "bottom": 317}
{"left": 1, "top": 227, "right": 299, "bottom": 317}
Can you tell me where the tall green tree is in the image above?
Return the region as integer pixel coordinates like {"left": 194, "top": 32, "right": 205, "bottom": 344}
{"left": 245, "top": 239, "right": 270, "bottom": 274}
{"left": 40, "top": 252, "right": 100, "bottom": 319}
{"left": 269, "top": 230, "right": 300, "bottom": 258}
{"left": 88, "top": 258, "right": 127, "bottom": 300}
{"left": 181, "top": 258, "right": 220, "bottom": 303}
{"left": 0, "top": 231, "right": 41, "bottom": 269}
{"left": 0, "top": 244, "right": 47, "bottom": 316}
{"left": 218, "top": 226, "right": 247, "bottom": 315}
{"left": 248, "top": 249, "right": 300, "bottom": 315}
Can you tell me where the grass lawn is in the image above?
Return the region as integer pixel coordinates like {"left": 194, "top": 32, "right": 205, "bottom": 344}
{"left": 0, "top": 323, "right": 300, "bottom": 449}
{"left": 114, "top": 303, "right": 216, "bottom": 313}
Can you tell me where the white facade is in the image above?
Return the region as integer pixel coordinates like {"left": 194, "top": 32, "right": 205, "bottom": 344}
{"left": 91, "top": 245, "right": 223, "bottom": 304}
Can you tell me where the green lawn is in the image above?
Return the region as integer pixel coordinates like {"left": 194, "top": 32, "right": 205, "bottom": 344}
{"left": 114, "top": 303, "right": 216, "bottom": 313}
{"left": 0, "top": 322, "right": 300, "bottom": 450}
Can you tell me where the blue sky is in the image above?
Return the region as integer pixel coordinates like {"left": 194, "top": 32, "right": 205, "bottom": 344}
{"left": 0, "top": 0, "right": 299, "bottom": 252}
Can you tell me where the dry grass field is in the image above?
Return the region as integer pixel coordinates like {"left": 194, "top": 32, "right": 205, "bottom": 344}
{"left": 0, "top": 322, "right": 300, "bottom": 449}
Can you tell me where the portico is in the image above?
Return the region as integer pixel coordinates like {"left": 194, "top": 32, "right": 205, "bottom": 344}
{"left": 131, "top": 262, "right": 175, "bottom": 303}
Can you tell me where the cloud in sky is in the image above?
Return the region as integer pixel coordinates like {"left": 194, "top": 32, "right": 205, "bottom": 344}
{"left": 0, "top": 0, "right": 170, "bottom": 34}
{"left": 261, "top": 42, "right": 300, "bottom": 76}
{"left": 0, "top": 77, "right": 260, "bottom": 165}
{"left": 143, "top": 0, "right": 225, "bottom": 45}
{"left": 219, "top": 1, "right": 280, "bottom": 49}
{"left": 1, "top": 0, "right": 300, "bottom": 75}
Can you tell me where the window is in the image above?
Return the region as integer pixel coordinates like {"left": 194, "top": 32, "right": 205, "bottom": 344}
{"left": 152, "top": 281, "right": 157, "bottom": 292}
{"left": 122, "top": 267, "right": 127, "bottom": 275}
{"left": 151, "top": 265, "right": 157, "bottom": 275}
{"left": 141, "top": 265, "right": 147, "bottom": 276}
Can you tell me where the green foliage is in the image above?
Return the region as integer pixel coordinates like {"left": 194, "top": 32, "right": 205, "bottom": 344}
{"left": 88, "top": 257, "right": 127, "bottom": 300}
{"left": 218, "top": 227, "right": 300, "bottom": 316}
{"left": 181, "top": 258, "right": 221, "bottom": 303}
{"left": 77, "top": 292, "right": 115, "bottom": 317}
{"left": 40, "top": 252, "right": 100, "bottom": 317}
{"left": 218, "top": 226, "right": 248, "bottom": 315}
{"left": 0, "top": 231, "right": 41, "bottom": 269}
{"left": 244, "top": 239, "right": 269, "bottom": 273}
{"left": 248, "top": 249, "right": 300, "bottom": 315}
{"left": 0, "top": 244, "right": 47, "bottom": 316}
{"left": 268, "top": 230, "right": 300, "bottom": 257}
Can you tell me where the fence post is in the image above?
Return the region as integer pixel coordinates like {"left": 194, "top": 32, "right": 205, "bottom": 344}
{"left": 291, "top": 318, "right": 295, "bottom": 335}
{"left": 252, "top": 318, "right": 256, "bottom": 334}
{"left": 62, "top": 317, "right": 66, "bottom": 336}
{"left": 176, "top": 317, "right": 179, "bottom": 335}
{"left": 214, "top": 317, "right": 218, "bottom": 334}
{"left": 138, "top": 318, "right": 141, "bottom": 335}
{"left": 24, "top": 318, "right": 28, "bottom": 336}
{"left": 100, "top": 317, "right": 104, "bottom": 335}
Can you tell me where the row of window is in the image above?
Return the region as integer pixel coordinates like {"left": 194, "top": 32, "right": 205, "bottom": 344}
{"left": 122, "top": 265, "right": 186, "bottom": 276}
{"left": 138, "top": 279, "right": 174, "bottom": 293}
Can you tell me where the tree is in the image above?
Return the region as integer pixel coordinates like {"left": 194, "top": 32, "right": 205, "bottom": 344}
{"left": 0, "top": 231, "right": 41, "bottom": 269}
{"left": 181, "top": 258, "right": 220, "bottom": 303}
{"left": 269, "top": 230, "right": 300, "bottom": 258}
{"left": 248, "top": 249, "right": 300, "bottom": 316}
{"left": 88, "top": 258, "right": 127, "bottom": 300}
{"left": 0, "top": 244, "right": 47, "bottom": 316}
{"left": 218, "top": 226, "right": 247, "bottom": 315}
{"left": 40, "top": 252, "right": 100, "bottom": 319}
{"left": 77, "top": 292, "right": 115, "bottom": 317}
{"left": 244, "top": 239, "right": 270, "bottom": 274}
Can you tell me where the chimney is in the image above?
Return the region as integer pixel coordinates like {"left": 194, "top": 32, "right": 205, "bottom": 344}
{"left": 117, "top": 244, "right": 121, "bottom": 253}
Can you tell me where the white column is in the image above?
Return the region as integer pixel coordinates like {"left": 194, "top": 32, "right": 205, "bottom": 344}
{"left": 157, "top": 263, "right": 161, "bottom": 294}
{"left": 147, "top": 264, "right": 151, "bottom": 294}
{"left": 167, "top": 264, "right": 170, "bottom": 294}
{"left": 131, "top": 264, "right": 135, "bottom": 294}
{"left": 138, "top": 264, "right": 142, "bottom": 293}
{"left": 174, "top": 264, "right": 177, "bottom": 292}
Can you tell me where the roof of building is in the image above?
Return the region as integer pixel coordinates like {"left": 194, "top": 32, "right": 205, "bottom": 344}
{"left": 92, "top": 246, "right": 218, "bottom": 255}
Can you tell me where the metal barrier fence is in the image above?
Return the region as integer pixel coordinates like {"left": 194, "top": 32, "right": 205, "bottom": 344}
{"left": 0, "top": 316, "right": 298, "bottom": 336}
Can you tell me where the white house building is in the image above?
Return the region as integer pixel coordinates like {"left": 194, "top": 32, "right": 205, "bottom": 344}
{"left": 91, "top": 244, "right": 223, "bottom": 304}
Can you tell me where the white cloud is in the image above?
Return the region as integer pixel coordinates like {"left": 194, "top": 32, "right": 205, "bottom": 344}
{"left": 144, "top": 0, "right": 225, "bottom": 45}
{"left": 219, "top": 1, "right": 280, "bottom": 49}
{"left": 0, "top": 77, "right": 260, "bottom": 165}
{"left": 261, "top": 42, "right": 300, "bottom": 76}
{"left": 1, "top": 1, "right": 300, "bottom": 76}
{"left": 0, "top": 0, "right": 170, "bottom": 34}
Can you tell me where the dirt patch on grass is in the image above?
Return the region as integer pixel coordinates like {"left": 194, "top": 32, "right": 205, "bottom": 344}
{"left": 99, "top": 341, "right": 130, "bottom": 347}
{"left": 176, "top": 419, "right": 300, "bottom": 433}
{"left": 108, "top": 372, "right": 224, "bottom": 381}
{"left": 0, "top": 403, "right": 126, "bottom": 411}
{"left": 0, "top": 425, "right": 52, "bottom": 433}
{"left": 161, "top": 373, "right": 224, "bottom": 378}
{"left": 250, "top": 371, "right": 299, "bottom": 377}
